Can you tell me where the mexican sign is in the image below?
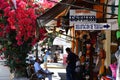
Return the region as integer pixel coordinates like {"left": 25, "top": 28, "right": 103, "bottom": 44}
{"left": 69, "top": 9, "right": 96, "bottom": 26}
{"left": 74, "top": 23, "right": 111, "bottom": 30}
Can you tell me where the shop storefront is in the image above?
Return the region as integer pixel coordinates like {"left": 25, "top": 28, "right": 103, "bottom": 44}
{"left": 36, "top": 0, "right": 119, "bottom": 79}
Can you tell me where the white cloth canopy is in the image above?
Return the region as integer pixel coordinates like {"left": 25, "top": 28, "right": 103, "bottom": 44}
{"left": 53, "top": 37, "right": 71, "bottom": 46}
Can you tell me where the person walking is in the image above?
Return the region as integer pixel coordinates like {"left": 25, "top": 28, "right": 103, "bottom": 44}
{"left": 65, "top": 47, "right": 78, "bottom": 80}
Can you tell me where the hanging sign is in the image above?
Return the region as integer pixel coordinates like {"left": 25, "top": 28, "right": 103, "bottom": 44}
{"left": 74, "top": 23, "right": 111, "bottom": 30}
{"left": 69, "top": 9, "right": 96, "bottom": 26}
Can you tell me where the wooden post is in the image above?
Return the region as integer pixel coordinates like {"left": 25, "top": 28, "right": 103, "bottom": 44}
{"left": 104, "top": 30, "right": 111, "bottom": 68}
{"left": 71, "top": 27, "right": 75, "bottom": 52}
{"left": 75, "top": 31, "right": 79, "bottom": 55}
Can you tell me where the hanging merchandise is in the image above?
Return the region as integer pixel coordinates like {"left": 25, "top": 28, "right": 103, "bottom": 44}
{"left": 116, "top": 0, "right": 120, "bottom": 40}
{"left": 97, "top": 49, "right": 106, "bottom": 79}
{"left": 116, "top": 0, "right": 120, "bottom": 43}
{"left": 110, "top": 0, "right": 115, "bottom": 18}
{"left": 109, "top": 62, "right": 117, "bottom": 80}
{"left": 115, "top": 46, "right": 120, "bottom": 80}
{"left": 95, "top": 31, "right": 106, "bottom": 53}
{"left": 118, "top": 0, "right": 120, "bottom": 28}
{"left": 116, "top": 30, "right": 120, "bottom": 39}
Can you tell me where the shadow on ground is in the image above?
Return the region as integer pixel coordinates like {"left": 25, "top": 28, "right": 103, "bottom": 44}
{"left": 58, "top": 73, "right": 66, "bottom": 80}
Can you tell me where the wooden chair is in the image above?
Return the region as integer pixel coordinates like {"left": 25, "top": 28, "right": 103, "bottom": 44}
{"left": 26, "top": 65, "right": 45, "bottom": 80}
{"left": 26, "top": 63, "right": 54, "bottom": 80}
{"left": 27, "top": 65, "right": 54, "bottom": 80}
{"left": 30, "top": 72, "right": 45, "bottom": 80}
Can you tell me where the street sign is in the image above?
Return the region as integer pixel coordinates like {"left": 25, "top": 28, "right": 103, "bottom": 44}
{"left": 74, "top": 23, "right": 111, "bottom": 30}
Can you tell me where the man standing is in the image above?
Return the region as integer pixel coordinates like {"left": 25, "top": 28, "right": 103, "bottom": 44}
{"left": 66, "top": 47, "right": 78, "bottom": 80}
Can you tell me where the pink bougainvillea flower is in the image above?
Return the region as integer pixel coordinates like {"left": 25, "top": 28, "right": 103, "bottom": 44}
{"left": 17, "top": 40, "right": 23, "bottom": 46}
{"left": 33, "top": 3, "right": 39, "bottom": 8}
{"left": 0, "top": 32, "right": 3, "bottom": 37}
{"left": 24, "top": 35, "right": 29, "bottom": 41}
{"left": 0, "top": 23, "right": 4, "bottom": 29}
{"left": 0, "top": 1, "right": 9, "bottom": 9}
{"left": 39, "top": 28, "right": 47, "bottom": 40}
{"left": 8, "top": 10, "right": 16, "bottom": 17}
{"left": 16, "top": 9, "right": 28, "bottom": 19}
{"left": 7, "top": 17, "right": 16, "bottom": 26}
{"left": 5, "top": 25, "right": 11, "bottom": 33}
{"left": 1, "top": 0, "right": 51, "bottom": 46}
{"left": 10, "top": 25, "right": 16, "bottom": 29}
{"left": 3, "top": 6, "right": 11, "bottom": 16}
{"left": 16, "top": 34, "right": 21, "bottom": 40}
{"left": 18, "top": 1, "right": 27, "bottom": 9}
{"left": 31, "top": 38, "right": 38, "bottom": 46}
{"left": 0, "top": 0, "right": 4, "bottom": 4}
{"left": 27, "top": 0, "right": 34, "bottom": 7}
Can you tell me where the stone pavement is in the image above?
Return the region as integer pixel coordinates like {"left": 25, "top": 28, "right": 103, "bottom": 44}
{"left": 39, "top": 62, "right": 66, "bottom": 80}
{"left": 48, "top": 68, "right": 66, "bottom": 80}
{"left": 0, "top": 61, "right": 66, "bottom": 80}
{"left": 0, "top": 65, "right": 10, "bottom": 80}
{"left": 45, "top": 62, "right": 66, "bottom": 69}
{"left": 44, "top": 62, "right": 66, "bottom": 80}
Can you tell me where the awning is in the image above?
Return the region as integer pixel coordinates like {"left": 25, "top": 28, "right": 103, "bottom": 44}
{"left": 37, "top": 0, "right": 75, "bottom": 26}
{"left": 53, "top": 37, "right": 71, "bottom": 46}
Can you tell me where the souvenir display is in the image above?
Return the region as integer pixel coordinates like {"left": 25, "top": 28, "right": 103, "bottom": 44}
{"left": 115, "top": 46, "right": 120, "bottom": 80}
{"left": 109, "top": 62, "right": 117, "bottom": 79}
{"left": 78, "top": 30, "right": 106, "bottom": 80}
{"left": 116, "top": 31, "right": 120, "bottom": 45}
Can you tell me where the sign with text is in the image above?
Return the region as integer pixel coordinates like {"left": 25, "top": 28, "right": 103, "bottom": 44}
{"left": 75, "top": 23, "right": 111, "bottom": 30}
{"left": 69, "top": 9, "right": 96, "bottom": 26}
